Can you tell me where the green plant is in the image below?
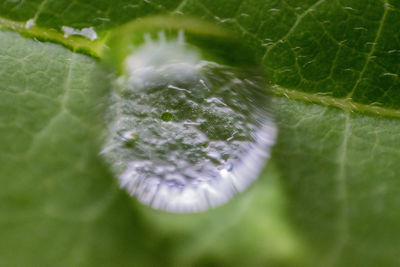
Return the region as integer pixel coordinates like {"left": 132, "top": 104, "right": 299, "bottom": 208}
{"left": 1, "top": 0, "right": 399, "bottom": 266}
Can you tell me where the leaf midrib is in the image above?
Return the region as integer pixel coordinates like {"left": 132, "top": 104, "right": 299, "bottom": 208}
{"left": 1, "top": 15, "right": 399, "bottom": 119}
{"left": 0, "top": 16, "right": 104, "bottom": 58}
{"left": 272, "top": 85, "right": 400, "bottom": 118}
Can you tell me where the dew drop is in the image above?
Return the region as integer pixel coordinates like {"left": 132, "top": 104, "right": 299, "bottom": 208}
{"left": 25, "top": 19, "right": 35, "bottom": 29}
{"left": 101, "top": 18, "right": 276, "bottom": 213}
{"left": 61, "top": 26, "right": 98, "bottom": 40}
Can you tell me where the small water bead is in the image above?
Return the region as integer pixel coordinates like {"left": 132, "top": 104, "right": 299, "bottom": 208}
{"left": 61, "top": 26, "right": 98, "bottom": 40}
{"left": 101, "top": 17, "right": 276, "bottom": 212}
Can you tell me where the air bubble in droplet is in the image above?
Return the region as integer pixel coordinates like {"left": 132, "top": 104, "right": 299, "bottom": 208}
{"left": 161, "top": 112, "right": 173, "bottom": 122}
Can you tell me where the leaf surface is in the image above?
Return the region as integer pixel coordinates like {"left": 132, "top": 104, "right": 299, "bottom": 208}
{"left": 1, "top": 0, "right": 400, "bottom": 266}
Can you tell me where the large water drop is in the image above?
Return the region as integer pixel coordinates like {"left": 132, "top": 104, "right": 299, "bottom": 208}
{"left": 101, "top": 19, "right": 276, "bottom": 212}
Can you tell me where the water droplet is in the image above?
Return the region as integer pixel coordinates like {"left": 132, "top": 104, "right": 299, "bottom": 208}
{"left": 25, "top": 19, "right": 35, "bottom": 29}
{"left": 61, "top": 26, "right": 98, "bottom": 41}
{"left": 101, "top": 17, "right": 276, "bottom": 212}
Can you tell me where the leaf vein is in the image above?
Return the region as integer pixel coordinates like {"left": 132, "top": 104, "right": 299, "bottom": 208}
{"left": 324, "top": 112, "right": 350, "bottom": 266}
{"left": 346, "top": 1, "right": 390, "bottom": 98}
{"left": 272, "top": 85, "right": 400, "bottom": 118}
{"left": 263, "top": 0, "right": 326, "bottom": 60}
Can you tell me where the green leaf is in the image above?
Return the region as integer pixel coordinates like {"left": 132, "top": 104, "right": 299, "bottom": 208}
{"left": 0, "top": 0, "right": 180, "bottom": 32}
{"left": 1, "top": 0, "right": 400, "bottom": 266}
{"left": 0, "top": 13, "right": 303, "bottom": 267}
